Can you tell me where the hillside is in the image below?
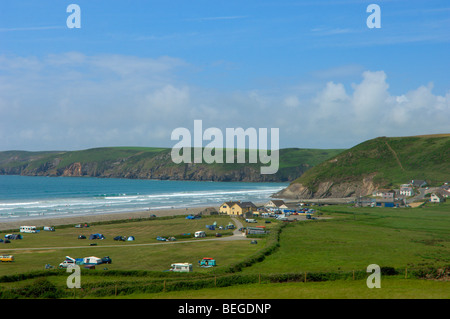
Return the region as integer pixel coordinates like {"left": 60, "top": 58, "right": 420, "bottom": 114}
{"left": 274, "top": 134, "right": 450, "bottom": 199}
{"left": 0, "top": 147, "right": 344, "bottom": 183}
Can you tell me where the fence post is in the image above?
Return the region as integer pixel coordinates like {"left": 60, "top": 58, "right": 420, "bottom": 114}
{"left": 405, "top": 267, "right": 408, "bottom": 279}
{"left": 259, "top": 273, "right": 261, "bottom": 284}
{"left": 353, "top": 270, "right": 355, "bottom": 280}
{"left": 163, "top": 280, "right": 166, "bottom": 292}
{"left": 304, "top": 272, "right": 307, "bottom": 283}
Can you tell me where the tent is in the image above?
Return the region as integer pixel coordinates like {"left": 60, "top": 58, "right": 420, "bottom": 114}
{"left": 5, "top": 234, "right": 22, "bottom": 240}
{"left": 127, "top": 236, "right": 135, "bottom": 241}
{"left": 89, "top": 233, "right": 105, "bottom": 240}
{"left": 83, "top": 256, "right": 102, "bottom": 265}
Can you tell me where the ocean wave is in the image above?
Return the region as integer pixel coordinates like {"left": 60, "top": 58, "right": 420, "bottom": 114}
{"left": 0, "top": 176, "right": 286, "bottom": 221}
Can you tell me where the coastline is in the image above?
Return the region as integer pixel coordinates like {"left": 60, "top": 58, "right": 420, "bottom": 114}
{"left": 0, "top": 197, "right": 354, "bottom": 231}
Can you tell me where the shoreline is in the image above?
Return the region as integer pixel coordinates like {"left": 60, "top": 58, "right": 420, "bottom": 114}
{"left": 0, "top": 197, "right": 354, "bottom": 231}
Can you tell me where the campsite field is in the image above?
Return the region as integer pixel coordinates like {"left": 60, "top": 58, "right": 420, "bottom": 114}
{"left": 0, "top": 202, "right": 448, "bottom": 299}
{"left": 0, "top": 215, "right": 270, "bottom": 275}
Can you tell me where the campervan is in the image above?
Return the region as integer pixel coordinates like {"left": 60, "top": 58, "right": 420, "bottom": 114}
{"left": 0, "top": 255, "right": 14, "bottom": 262}
{"left": 20, "top": 226, "right": 37, "bottom": 233}
{"left": 194, "top": 231, "right": 206, "bottom": 238}
{"left": 169, "top": 263, "right": 193, "bottom": 272}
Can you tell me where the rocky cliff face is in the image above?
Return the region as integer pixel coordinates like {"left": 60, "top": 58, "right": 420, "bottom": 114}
{"left": 4, "top": 154, "right": 304, "bottom": 183}
{"left": 273, "top": 174, "right": 378, "bottom": 199}
{"left": 62, "top": 162, "right": 83, "bottom": 177}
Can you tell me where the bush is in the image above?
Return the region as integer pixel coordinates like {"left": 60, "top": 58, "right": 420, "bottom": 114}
{"left": 380, "top": 266, "right": 398, "bottom": 276}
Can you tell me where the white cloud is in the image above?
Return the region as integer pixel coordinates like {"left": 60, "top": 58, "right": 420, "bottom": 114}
{"left": 284, "top": 96, "right": 300, "bottom": 108}
{"left": 0, "top": 53, "right": 448, "bottom": 150}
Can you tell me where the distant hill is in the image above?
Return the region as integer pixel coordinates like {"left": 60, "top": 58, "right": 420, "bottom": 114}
{"left": 274, "top": 134, "right": 450, "bottom": 199}
{"left": 0, "top": 147, "right": 344, "bottom": 183}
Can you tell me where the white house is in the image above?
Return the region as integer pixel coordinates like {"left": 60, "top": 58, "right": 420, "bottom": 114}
{"left": 399, "top": 184, "right": 414, "bottom": 196}
{"left": 264, "top": 200, "right": 288, "bottom": 209}
{"left": 430, "top": 193, "right": 445, "bottom": 203}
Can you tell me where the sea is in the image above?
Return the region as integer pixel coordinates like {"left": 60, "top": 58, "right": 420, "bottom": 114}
{"left": 0, "top": 175, "right": 288, "bottom": 221}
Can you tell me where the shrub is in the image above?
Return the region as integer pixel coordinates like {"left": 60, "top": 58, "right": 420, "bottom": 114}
{"left": 380, "top": 266, "right": 398, "bottom": 276}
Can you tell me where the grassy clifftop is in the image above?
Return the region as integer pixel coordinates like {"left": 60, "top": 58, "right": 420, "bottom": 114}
{"left": 0, "top": 147, "right": 343, "bottom": 182}
{"left": 275, "top": 134, "right": 450, "bottom": 198}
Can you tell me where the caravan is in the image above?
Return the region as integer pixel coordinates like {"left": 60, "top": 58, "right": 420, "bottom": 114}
{"left": 20, "top": 226, "right": 38, "bottom": 233}
{"left": 169, "top": 263, "right": 193, "bottom": 272}
{"left": 194, "top": 231, "right": 206, "bottom": 238}
{"left": 83, "top": 256, "right": 103, "bottom": 265}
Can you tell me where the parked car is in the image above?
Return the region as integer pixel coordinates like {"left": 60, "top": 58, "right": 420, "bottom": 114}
{"left": 78, "top": 235, "right": 86, "bottom": 239}
{"left": 101, "top": 256, "right": 112, "bottom": 264}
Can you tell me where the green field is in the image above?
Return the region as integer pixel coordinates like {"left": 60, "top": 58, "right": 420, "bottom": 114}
{"left": 242, "top": 203, "right": 450, "bottom": 274}
{"left": 0, "top": 202, "right": 448, "bottom": 299}
{"left": 125, "top": 278, "right": 449, "bottom": 299}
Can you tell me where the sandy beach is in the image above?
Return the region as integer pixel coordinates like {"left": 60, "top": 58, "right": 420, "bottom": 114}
{"left": 0, "top": 198, "right": 349, "bottom": 231}
{"left": 0, "top": 206, "right": 213, "bottom": 231}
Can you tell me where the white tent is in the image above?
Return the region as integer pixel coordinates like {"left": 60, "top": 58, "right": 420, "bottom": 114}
{"left": 83, "top": 256, "right": 102, "bottom": 265}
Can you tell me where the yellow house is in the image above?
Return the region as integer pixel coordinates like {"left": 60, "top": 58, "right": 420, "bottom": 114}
{"left": 219, "top": 201, "right": 240, "bottom": 215}
{"left": 229, "top": 202, "right": 257, "bottom": 216}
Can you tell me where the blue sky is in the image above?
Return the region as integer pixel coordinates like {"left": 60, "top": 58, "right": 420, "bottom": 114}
{"left": 0, "top": 0, "right": 449, "bottom": 151}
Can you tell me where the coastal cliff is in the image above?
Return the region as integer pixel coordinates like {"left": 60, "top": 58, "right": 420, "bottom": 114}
{"left": 274, "top": 134, "right": 450, "bottom": 199}
{"left": 0, "top": 147, "right": 343, "bottom": 183}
